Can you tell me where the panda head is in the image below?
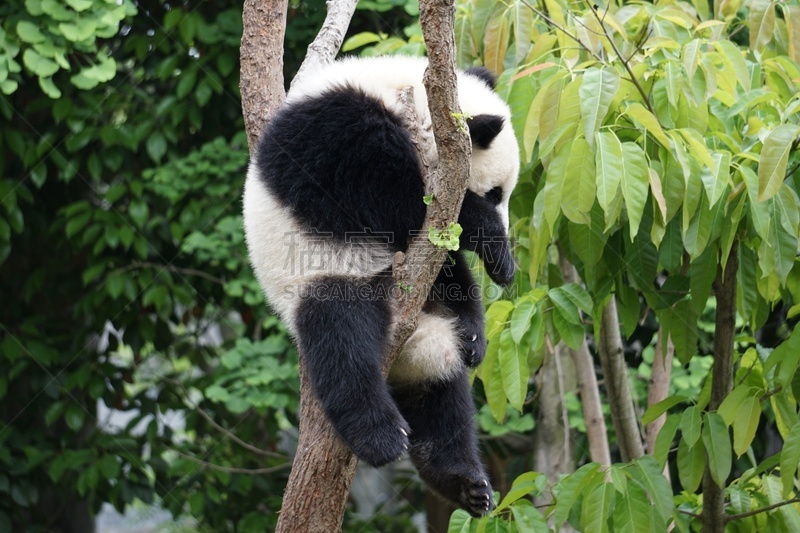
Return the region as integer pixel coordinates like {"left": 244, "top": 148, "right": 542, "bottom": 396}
{"left": 457, "top": 67, "right": 520, "bottom": 286}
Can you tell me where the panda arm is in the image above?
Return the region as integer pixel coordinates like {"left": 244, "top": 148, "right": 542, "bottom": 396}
{"left": 431, "top": 250, "right": 486, "bottom": 367}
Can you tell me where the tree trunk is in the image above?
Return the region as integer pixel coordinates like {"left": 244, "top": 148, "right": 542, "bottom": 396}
{"left": 646, "top": 326, "right": 674, "bottom": 480}
{"left": 560, "top": 255, "right": 611, "bottom": 466}
{"left": 238, "top": 0, "right": 473, "bottom": 529}
{"left": 533, "top": 341, "right": 576, "bottom": 504}
{"left": 597, "top": 297, "right": 644, "bottom": 462}
{"left": 275, "top": 367, "right": 358, "bottom": 532}
{"left": 240, "top": 0, "right": 289, "bottom": 150}
{"left": 702, "top": 244, "right": 738, "bottom": 533}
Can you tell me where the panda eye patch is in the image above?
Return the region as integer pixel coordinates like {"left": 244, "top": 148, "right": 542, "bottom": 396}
{"left": 484, "top": 187, "right": 503, "bottom": 205}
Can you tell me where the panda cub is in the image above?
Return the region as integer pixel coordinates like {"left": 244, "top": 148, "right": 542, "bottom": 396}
{"left": 243, "top": 56, "right": 519, "bottom": 516}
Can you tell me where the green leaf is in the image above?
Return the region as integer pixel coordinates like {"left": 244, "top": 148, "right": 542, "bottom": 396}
{"left": 741, "top": 166, "right": 770, "bottom": 241}
{"left": 447, "top": 509, "right": 472, "bottom": 533}
{"left": 497, "top": 472, "right": 544, "bottom": 511}
{"left": 780, "top": 421, "right": 800, "bottom": 498}
{"left": 485, "top": 300, "right": 514, "bottom": 339}
{"left": 621, "top": 142, "right": 649, "bottom": 240}
{"left": 128, "top": 200, "right": 149, "bottom": 228}
{"left": 758, "top": 124, "right": 800, "bottom": 201}
{"left": 717, "top": 384, "right": 755, "bottom": 426}
{"left": 702, "top": 412, "right": 732, "bottom": 487}
{"left": 342, "top": 32, "right": 382, "bottom": 52}
{"left": 595, "top": 131, "right": 624, "bottom": 226}
{"left": 749, "top": 0, "right": 776, "bottom": 53}
{"left": 612, "top": 480, "right": 652, "bottom": 533}
{"left": 44, "top": 401, "right": 66, "bottom": 426}
{"left": 17, "top": 21, "right": 46, "bottom": 43}
{"left": 630, "top": 456, "right": 673, "bottom": 521}
{"left": 65, "top": 0, "right": 93, "bottom": 11}
{"left": 680, "top": 405, "right": 702, "bottom": 446}
{"left": 22, "top": 48, "right": 58, "bottom": 77}
{"left": 510, "top": 500, "right": 548, "bottom": 532}
{"left": 551, "top": 463, "right": 602, "bottom": 526}
{"left": 65, "top": 404, "right": 85, "bottom": 431}
{"left": 642, "top": 395, "right": 688, "bottom": 426}
{"left": 38, "top": 76, "right": 61, "bottom": 98}
{"left": 510, "top": 296, "right": 535, "bottom": 344}
{"left": 561, "top": 136, "right": 595, "bottom": 224}
{"left": 654, "top": 414, "right": 680, "bottom": 469}
{"left": 677, "top": 438, "right": 704, "bottom": 492}
{"left": 714, "top": 40, "right": 750, "bottom": 92}
{"left": 146, "top": 131, "right": 167, "bottom": 163}
{"left": 625, "top": 102, "right": 670, "bottom": 148}
{"left": 580, "top": 481, "right": 614, "bottom": 533}
{"left": 482, "top": 339, "right": 507, "bottom": 423}
{"left": 579, "top": 68, "right": 619, "bottom": 147}
{"left": 483, "top": 7, "right": 510, "bottom": 75}
{"left": 498, "top": 329, "right": 527, "bottom": 412}
{"left": 732, "top": 395, "right": 761, "bottom": 457}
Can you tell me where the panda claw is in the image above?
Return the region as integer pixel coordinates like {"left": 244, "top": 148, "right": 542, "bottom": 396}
{"left": 400, "top": 427, "right": 408, "bottom": 437}
{"left": 471, "top": 334, "right": 477, "bottom": 342}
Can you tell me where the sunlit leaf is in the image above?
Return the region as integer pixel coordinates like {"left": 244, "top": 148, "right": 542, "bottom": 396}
{"left": 579, "top": 68, "right": 619, "bottom": 148}
{"left": 758, "top": 124, "right": 800, "bottom": 201}
{"left": 702, "top": 413, "right": 732, "bottom": 487}
{"left": 596, "top": 131, "right": 623, "bottom": 225}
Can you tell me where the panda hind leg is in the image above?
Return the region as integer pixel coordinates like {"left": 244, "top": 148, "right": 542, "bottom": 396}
{"left": 295, "top": 276, "right": 410, "bottom": 468}
{"left": 392, "top": 372, "right": 494, "bottom": 517}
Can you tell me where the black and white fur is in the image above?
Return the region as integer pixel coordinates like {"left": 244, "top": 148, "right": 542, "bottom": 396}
{"left": 243, "top": 56, "right": 519, "bottom": 516}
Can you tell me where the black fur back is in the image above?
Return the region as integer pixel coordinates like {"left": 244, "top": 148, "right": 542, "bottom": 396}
{"left": 255, "top": 86, "right": 427, "bottom": 250}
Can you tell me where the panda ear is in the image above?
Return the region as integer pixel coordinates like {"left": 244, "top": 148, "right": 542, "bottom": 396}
{"left": 465, "top": 67, "right": 497, "bottom": 90}
{"left": 467, "top": 114, "right": 504, "bottom": 149}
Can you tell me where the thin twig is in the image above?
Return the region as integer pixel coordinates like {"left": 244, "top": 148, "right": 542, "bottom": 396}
{"left": 118, "top": 261, "right": 227, "bottom": 285}
{"left": 518, "top": 0, "right": 604, "bottom": 63}
{"left": 170, "top": 448, "right": 291, "bottom": 475}
{"left": 726, "top": 497, "right": 800, "bottom": 522}
{"left": 678, "top": 508, "right": 702, "bottom": 519}
{"left": 162, "top": 376, "right": 288, "bottom": 459}
{"left": 584, "top": 0, "right": 656, "bottom": 116}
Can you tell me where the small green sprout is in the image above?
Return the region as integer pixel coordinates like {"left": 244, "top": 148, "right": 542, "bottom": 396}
{"left": 428, "top": 222, "right": 463, "bottom": 251}
{"left": 450, "top": 112, "right": 473, "bottom": 133}
{"left": 423, "top": 194, "right": 434, "bottom": 205}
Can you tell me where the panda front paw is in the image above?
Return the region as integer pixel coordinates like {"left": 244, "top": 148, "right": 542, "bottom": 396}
{"left": 460, "top": 319, "right": 487, "bottom": 368}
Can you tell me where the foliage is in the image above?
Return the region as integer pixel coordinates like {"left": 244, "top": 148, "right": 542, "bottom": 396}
{"left": 454, "top": 0, "right": 800, "bottom": 529}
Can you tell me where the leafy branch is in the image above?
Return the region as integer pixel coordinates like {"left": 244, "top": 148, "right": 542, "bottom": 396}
{"left": 583, "top": 0, "right": 656, "bottom": 116}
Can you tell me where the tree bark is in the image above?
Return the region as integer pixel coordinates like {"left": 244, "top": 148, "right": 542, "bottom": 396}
{"left": 240, "top": 0, "right": 289, "bottom": 150}
{"left": 646, "top": 325, "right": 674, "bottom": 476}
{"left": 238, "top": 0, "right": 471, "bottom": 530}
{"left": 702, "top": 244, "right": 738, "bottom": 533}
{"left": 597, "top": 296, "right": 644, "bottom": 462}
{"left": 560, "top": 255, "right": 611, "bottom": 466}
{"left": 533, "top": 341, "right": 576, "bottom": 505}
{"left": 291, "top": 0, "right": 359, "bottom": 89}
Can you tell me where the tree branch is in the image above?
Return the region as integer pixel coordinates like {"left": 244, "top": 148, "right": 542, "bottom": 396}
{"left": 583, "top": 0, "right": 656, "bottom": 116}
{"left": 240, "top": 0, "right": 289, "bottom": 150}
{"left": 262, "top": 0, "right": 472, "bottom": 530}
{"left": 726, "top": 497, "right": 800, "bottom": 522}
{"left": 559, "top": 253, "right": 611, "bottom": 466}
{"left": 291, "top": 0, "right": 359, "bottom": 88}
{"left": 597, "top": 296, "right": 644, "bottom": 462}
{"left": 702, "top": 242, "right": 739, "bottom": 533}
